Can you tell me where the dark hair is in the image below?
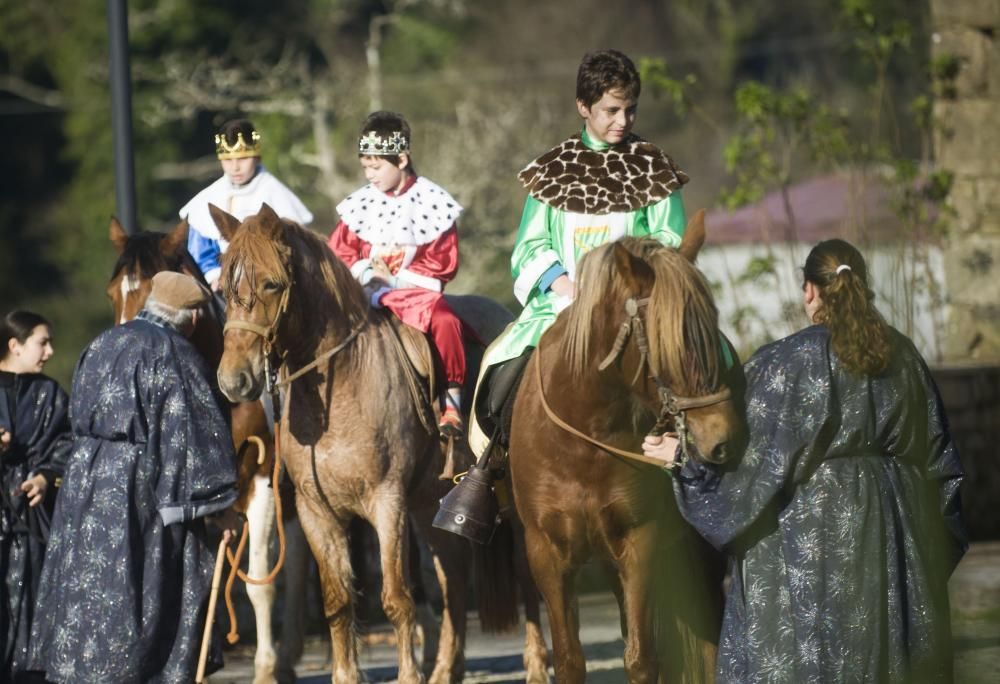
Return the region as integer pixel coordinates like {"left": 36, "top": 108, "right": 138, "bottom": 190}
{"left": 576, "top": 49, "right": 641, "bottom": 108}
{"left": 803, "top": 239, "right": 892, "bottom": 376}
{"left": 1, "top": 310, "right": 51, "bottom": 361}
{"left": 358, "top": 111, "right": 416, "bottom": 174}
{"left": 217, "top": 118, "right": 260, "bottom": 154}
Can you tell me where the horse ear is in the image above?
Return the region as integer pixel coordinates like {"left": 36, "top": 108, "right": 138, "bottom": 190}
{"left": 612, "top": 241, "right": 646, "bottom": 289}
{"left": 161, "top": 220, "right": 189, "bottom": 257}
{"left": 678, "top": 209, "right": 706, "bottom": 262}
{"left": 209, "top": 204, "right": 241, "bottom": 242}
{"left": 109, "top": 216, "right": 129, "bottom": 254}
{"left": 257, "top": 203, "right": 280, "bottom": 224}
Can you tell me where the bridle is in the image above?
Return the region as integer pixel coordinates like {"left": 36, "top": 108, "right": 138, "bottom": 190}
{"left": 536, "top": 295, "right": 732, "bottom": 469}
{"left": 222, "top": 269, "right": 364, "bottom": 394}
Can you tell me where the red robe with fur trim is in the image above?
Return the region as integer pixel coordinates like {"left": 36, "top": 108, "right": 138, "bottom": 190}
{"left": 327, "top": 175, "right": 461, "bottom": 333}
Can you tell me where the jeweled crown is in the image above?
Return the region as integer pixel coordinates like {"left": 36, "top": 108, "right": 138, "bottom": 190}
{"left": 215, "top": 130, "right": 262, "bottom": 160}
{"left": 359, "top": 130, "right": 409, "bottom": 156}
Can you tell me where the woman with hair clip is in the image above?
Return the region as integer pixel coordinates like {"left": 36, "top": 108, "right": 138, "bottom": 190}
{"left": 0, "top": 310, "right": 71, "bottom": 683}
{"left": 645, "top": 239, "right": 967, "bottom": 682}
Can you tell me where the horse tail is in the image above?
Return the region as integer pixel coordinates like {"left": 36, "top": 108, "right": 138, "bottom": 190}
{"left": 473, "top": 516, "right": 521, "bottom": 633}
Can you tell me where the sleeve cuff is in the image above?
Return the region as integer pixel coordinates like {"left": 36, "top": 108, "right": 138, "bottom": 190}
{"left": 396, "top": 268, "right": 442, "bottom": 292}
{"left": 513, "top": 249, "right": 561, "bottom": 305}
{"left": 350, "top": 259, "right": 373, "bottom": 284}
{"left": 537, "top": 263, "right": 568, "bottom": 293}
{"left": 203, "top": 267, "right": 221, "bottom": 284}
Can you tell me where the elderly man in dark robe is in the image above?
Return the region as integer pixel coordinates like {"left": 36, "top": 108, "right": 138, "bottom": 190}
{"left": 27, "top": 272, "right": 240, "bottom": 684}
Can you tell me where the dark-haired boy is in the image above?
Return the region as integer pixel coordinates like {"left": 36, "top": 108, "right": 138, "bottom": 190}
{"left": 471, "top": 49, "right": 689, "bottom": 456}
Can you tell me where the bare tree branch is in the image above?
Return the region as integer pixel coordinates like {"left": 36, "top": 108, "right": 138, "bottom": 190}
{"left": 0, "top": 75, "right": 64, "bottom": 109}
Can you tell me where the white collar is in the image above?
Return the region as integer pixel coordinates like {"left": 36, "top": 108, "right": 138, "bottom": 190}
{"left": 336, "top": 177, "right": 462, "bottom": 246}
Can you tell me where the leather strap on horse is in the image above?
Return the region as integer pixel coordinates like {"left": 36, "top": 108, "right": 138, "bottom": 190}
{"left": 533, "top": 348, "right": 670, "bottom": 469}
{"left": 276, "top": 321, "right": 366, "bottom": 388}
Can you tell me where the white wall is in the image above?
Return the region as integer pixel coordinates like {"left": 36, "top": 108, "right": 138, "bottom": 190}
{"left": 698, "top": 242, "right": 945, "bottom": 362}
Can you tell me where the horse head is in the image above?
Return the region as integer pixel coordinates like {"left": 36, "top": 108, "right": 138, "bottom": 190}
{"left": 214, "top": 203, "right": 368, "bottom": 403}
{"left": 564, "top": 210, "right": 746, "bottom": 465}
{"left": 106, "top": 217, "right": 224, "bottom": 364}
{"left": 107, "top": 217, "right": 191, "bottom": 323}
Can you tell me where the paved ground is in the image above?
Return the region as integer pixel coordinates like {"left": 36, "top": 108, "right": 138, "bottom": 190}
{"left": 209, "top": 542, "right": 1000, "bottom": 682}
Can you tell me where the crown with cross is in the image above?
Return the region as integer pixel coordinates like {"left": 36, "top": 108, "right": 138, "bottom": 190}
{"left": 358, "top": 130, "right": 410, "bottom": 156}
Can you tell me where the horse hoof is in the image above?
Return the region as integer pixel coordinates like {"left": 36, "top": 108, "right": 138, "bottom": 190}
{"left": 275, "top": 665, "right": 296, "bottom": 684}
{"left": 427, "top": 671, "right": 454, "bottom": 684}
{"left": 525, "top": 666, "right": 551, "bottom": 684}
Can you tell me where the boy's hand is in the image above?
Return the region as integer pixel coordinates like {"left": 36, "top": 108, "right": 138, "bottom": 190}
{"left": 0, "top": 427, "right": 10, "bottom": 453}
{"left": 550, "top": 274, "right": 576, "bottom": 300}
{"left": 371, "top": 257, "right": 394, "bottom": 282}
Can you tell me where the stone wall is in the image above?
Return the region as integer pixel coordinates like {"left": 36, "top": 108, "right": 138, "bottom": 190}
{"left": 931, "top": 0, "right": 1000, "bottom": 360}
{"left": 932, "top": 363, "right": 1000, "bottom": 540}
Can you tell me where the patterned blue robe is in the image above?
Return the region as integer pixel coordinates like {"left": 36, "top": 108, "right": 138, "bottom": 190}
{"left": 673, "top": 325, "right": 966, "bottom": 683}
{"left": 0, "top": 372, "right": 71, "bottom": 680}
{"left": 28, "top": 312, "right": 238, "bottom": 683}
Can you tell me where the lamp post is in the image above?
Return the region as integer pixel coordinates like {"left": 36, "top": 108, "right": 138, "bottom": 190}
{"left": 107, "top": 0, "right": 137, "bottom": 234}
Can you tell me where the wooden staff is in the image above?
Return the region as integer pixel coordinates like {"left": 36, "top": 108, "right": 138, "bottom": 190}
{"left": 195, "top": 534, "right": 229, "bottom": 683}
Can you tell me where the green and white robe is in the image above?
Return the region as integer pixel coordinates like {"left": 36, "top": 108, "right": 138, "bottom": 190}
{"left": 484, "top": 128, "right": 689, "bottom": 367}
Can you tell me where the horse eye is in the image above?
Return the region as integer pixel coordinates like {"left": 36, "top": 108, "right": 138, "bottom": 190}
{"left": 262, "top": 280, "right": 282, "bottom": 293}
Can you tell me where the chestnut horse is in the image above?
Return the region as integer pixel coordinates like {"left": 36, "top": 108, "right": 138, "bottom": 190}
{"left": 211, "top": 204, "right": 548, "bottom": 684}
{"left": 106, "top": 218, "right": 296, "bottom": 684}
{"left": 509, "top": 217, "right": 746, "bottom": 683}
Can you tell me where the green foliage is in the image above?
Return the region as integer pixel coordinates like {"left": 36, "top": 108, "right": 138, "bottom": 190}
{"left": 720, "top": 82, "right": 850, "bottom": 211}
{"left": 706, "top": 0, "right": 953, "bottom": 356}
{"left": 637, "top": 58, "right": 697, "bottom": 116}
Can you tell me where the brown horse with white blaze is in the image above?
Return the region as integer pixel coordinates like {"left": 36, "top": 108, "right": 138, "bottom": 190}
{"left": 212, "top": 203, "right": 543, "bottom": 684}
{"left": 508, "top": 213, "right": 746, "bottom": 683}
{"left": 106, "top": 217, "right": 294, "bottom": 684}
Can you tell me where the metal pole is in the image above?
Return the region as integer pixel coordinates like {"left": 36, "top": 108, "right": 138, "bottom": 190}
{"left": 107, "top": 0, "right": 137, "bottom": 234}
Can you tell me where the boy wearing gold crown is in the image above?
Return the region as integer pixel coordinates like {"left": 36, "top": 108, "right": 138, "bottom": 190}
{"left": 328, "top": 111, "right": 467, "bottom": 435}
{"left": 469, "top": 49, "right": 689, "bottom": 457}
{"left": 180, "top": 119, "right": 313, "bottom": 290}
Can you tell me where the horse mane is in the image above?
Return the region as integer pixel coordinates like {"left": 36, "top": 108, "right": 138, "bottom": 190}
{"left": 562, "top": 237, "right": 721, "bottom": 395}
{"left": 222, "top": 217, "right": 368, "bottom": 332}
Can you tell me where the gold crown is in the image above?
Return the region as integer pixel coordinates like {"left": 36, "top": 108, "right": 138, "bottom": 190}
{"left": 215, "top": 130, "right": 262, "bottom": 160}
{"left": 359, "top": 130, "right": 409, "bottom": 156}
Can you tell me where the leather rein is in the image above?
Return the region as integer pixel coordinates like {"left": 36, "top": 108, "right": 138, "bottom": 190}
{"left": 535, "top": 296, "right": 732, "bottom": 470}
{"left": 222, "top": 282, "right": 365, "bottom": 393}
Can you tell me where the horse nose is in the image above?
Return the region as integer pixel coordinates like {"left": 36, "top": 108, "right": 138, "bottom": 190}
{"left": 235, "top": 370, "right": 254, "bottom": 396}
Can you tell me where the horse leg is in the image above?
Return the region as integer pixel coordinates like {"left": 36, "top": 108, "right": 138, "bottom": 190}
{"left": 523, "top": 523, "right": 584, "bottom": 684}
{"left": 408, "top": 522, "right": 442, "bottom": 677}
{"left": 296, "top": 498, "right": 358, "bottom": 684}
{"left": 411, "top": 507, "right": 467, "bottom": 684}
{"left": 615, "top": 524, "right": 661, "bottom": 684}
{"left": 245, "top": 475, "right": 278, "bottom": 684}
{"left": 513, "top": 516, "right": 550, "bottom": 683}
{"left": 372, "top": 494, "right": 425, "bottom": 684}
{"left": 275, "top": 516, "right": 311, "bottom": 684}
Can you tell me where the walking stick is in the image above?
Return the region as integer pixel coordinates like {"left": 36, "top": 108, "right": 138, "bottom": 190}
{"left": 196, "top": 534, "right": 229, "bottom": 683}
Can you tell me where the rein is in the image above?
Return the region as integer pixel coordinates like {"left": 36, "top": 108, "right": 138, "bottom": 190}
{"left": 537, "top": 295, "right": 732, "bottom": 469}
{"left": 533, "top": 354, "right": 668, "bottom": 469}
